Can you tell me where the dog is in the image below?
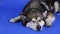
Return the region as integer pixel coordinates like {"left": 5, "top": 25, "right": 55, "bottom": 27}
{"left": 10, "top": 0, "right": 60, "bottom": 31}
{"left": 10, "top": 0, "right": 47, "bottom": 31}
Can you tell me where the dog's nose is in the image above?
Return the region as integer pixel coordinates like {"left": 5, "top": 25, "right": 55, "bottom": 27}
{"left": 36, "top": 25, "right": 41, "bottom": 31}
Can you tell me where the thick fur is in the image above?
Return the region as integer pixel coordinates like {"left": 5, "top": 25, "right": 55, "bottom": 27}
{"left": 10, "top": 0, "right": 60, "bottom": 31}
{"left": 10, "top": 0, "right": 46, "bottom": 31}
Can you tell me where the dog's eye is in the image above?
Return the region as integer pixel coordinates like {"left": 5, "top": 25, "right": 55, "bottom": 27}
{"left": 32, "top": 21, "right": 35, "bottom": 23}
{"left": 39, "top": 20, "right": 41, "bottom": 22}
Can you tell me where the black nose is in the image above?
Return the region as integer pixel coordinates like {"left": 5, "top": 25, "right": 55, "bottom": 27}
{"left": 36, "top": 25, "right": 41, "bottom": 31}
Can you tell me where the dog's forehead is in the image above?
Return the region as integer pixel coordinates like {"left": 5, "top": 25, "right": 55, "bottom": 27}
{"left": 32, "top": 17, "right": 41, "bottom": 21}
{"left": 32, "top": 18, "right": 36, "bottom": 21}
{"left": 37, "top": 17, "right": 41, "bottom": 20}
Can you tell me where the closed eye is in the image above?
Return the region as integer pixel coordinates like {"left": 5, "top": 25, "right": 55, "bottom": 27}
{"left": 32, "top": 21, "right": 35, "bottom": 23}
{"left": 39, "top": 20, "right": 41, "bottom": 22}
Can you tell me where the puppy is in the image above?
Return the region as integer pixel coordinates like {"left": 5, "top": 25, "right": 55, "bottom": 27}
{"left": 10, "top": 0, "right": 60, "bottom": 31}
{"left": 10, "top": 0, "right": 48, "bottom": 31}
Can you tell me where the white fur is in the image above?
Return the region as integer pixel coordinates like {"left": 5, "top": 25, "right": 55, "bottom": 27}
{"left": 26, "top": 22, "right": 37, "bottom": 30}
{"left": 45, "top": 16, "right": 55, "bottom": 26}
{"left": 39, "top": 20, "right": 45, "bottom": 30}
{"left": 26, "top": 20, "right": 45, "bottom": 31}
{"left": 10, "top": 16, "right": 21, "bottom": 22}
{"left": 43, "top": 10, "right": 47, "bottom": 18}
{"left": 46, "top": 16, "right": 55, "bottom": 23}
{"left": 32, "top": 18, "right": 36, "bottom": 21}
{"left": 54, "top": 1, "right": 59, "bottom": 12}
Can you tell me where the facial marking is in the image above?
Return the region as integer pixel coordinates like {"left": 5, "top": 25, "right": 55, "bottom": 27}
{"left": 32, "top": 18, "right": 36, "bottom": 21}
{"left": 31, "top": 17, "right": 41, "bottom": 24}
{"left": 26, "top": 17, "right": 45, "bottom": 31}
{"left": 26, "top": 21, "right": 37, "bottom": 31}
{"left": 37, "top": 17, "right": 41, "bottom": 20}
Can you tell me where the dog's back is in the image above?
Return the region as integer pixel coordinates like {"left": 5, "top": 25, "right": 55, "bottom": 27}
{"left": 22, "top": 0, "right": 46, "bottom": 16}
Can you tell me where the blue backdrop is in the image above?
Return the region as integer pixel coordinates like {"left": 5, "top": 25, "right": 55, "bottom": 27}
{"left": 0, "top": 0, "right": 60, "bottom": 34}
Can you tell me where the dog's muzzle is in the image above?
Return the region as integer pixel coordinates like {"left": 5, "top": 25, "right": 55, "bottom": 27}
{"left": 26, "top": 20, "right": 45, "bottom": 31}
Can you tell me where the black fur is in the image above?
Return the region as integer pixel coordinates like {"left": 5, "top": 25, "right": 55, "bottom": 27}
{"left": 10, "top": 0, "right": 60, "bottom": 31}
{"left": 20, "top": 0, "right": 60, "bottom": 28}
{"left": 21, "top": 0, "right": 47, "bottom": 26}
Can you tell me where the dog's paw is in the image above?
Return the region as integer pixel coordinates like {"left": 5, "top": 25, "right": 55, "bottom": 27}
{"left": 45, "top": 22, "right": 52, "bottom": 27}
{"left": 10, "top": 18, "right": 16, "bottom": 23}
{"left": 45, "top": 17, "right": 55, "bottom": 27}
{"left": 10, "top": 16, "right": 21, "bottom": 23}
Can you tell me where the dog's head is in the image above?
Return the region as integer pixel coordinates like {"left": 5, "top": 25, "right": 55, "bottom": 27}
{"left": 22, "top": 9, "right": 45, "bottom": 31}
{"left": 21, "top": 1, "right": 48, "bottom": 31}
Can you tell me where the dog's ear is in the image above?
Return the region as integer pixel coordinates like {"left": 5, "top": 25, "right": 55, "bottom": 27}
{"left": 43, "top": 10, "right": 47, "bottom": 18}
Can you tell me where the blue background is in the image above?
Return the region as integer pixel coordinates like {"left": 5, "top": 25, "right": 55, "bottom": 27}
{"left": 0, "top": 0, "right": 60, "bottom": 34}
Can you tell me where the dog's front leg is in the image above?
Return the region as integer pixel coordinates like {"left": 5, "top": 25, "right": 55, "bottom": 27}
{"left": 10, "top": 15, "right": 22, "bottom": 23}
{"left": 10, "top": 15, "right": 26, "bottom": 23}
{"left": 45, "top": 14, "right": 55, "bottom": 27}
